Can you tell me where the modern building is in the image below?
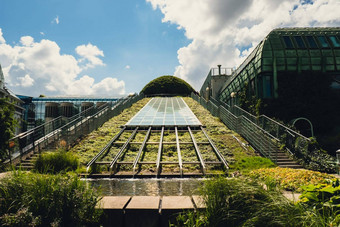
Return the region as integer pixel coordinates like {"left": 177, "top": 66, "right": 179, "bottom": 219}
{"left": 19, "top": 96, "right": 119, "bottom": 126}
{"left": 200, "top": 27, "right": 340, "bottom": 153}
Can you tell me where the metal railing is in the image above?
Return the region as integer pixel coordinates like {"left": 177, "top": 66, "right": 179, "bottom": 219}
{"left": 4, "top": 93, "right": 144, "bottom": 165}
{"left": 191, "top": 93, "right": 310, "bottom": 164}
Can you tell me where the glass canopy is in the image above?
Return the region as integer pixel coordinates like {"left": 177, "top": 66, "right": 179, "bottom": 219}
{"left": 126, "top": 97, "right": 201, "bottom": 127}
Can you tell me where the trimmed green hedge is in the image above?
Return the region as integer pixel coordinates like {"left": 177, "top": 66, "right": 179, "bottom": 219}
{"left": 141, "top": 75, "right": 195, "bottom": 96}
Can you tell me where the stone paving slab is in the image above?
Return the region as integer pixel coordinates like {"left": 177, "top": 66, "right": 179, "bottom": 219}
{"left": 161, "top": 196, "right": 194, "bottom": 210}
{"left": 98, "top": 196, "right": 131, "bottom": 209}
{"left": 126, "top": 196, "right": 160, "bottom": 210}
{"left": 192, "top": 195, "right": 206, "bottom": 209}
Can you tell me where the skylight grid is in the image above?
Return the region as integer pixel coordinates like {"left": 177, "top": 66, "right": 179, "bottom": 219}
{"left": 125, "top": 97, "right": 201, "bottom": 127}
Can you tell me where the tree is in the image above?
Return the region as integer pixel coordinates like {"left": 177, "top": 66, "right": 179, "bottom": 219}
{"left": 0, "top": 98, "right": 17, "bottom": 161}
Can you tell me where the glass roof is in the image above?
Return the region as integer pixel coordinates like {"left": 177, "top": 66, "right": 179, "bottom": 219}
{"left": 126, "top": 97, "right": 202, "bottom": 127}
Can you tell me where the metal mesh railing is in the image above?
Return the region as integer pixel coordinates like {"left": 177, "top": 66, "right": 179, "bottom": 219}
{"left": 191, "top": 93, "right": 310, "bottom": 164}
{"left": 5, "top": 94, "right": 144, "bottom": 165}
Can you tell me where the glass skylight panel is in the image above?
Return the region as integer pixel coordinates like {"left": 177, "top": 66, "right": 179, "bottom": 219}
{"left": 125, "top": 97, "right": 201, "bottom": 126}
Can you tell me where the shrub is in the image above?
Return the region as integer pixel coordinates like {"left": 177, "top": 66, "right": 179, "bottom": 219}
{"left": 173, "top": 177, "right": 305, "bottom": 227}
{"left": 34, "top": 150, "right": 79, "bottom": 174}
{"left": 0, "top": 171, "right": 102, "bottom": 226}
{"left": 141, "top": 75, "right": 195, "bottom": 96}
{"left": 249, "top": 167, "right": 336, "bottom": 192}
{"left": 297, "top": 180, "right": 340, "bottom": 226}
{"left": 230, "top": 156, "right": 276, "bottom": 173}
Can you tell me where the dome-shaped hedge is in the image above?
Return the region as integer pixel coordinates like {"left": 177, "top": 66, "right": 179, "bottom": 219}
{"left": 141, "top": 75, "right": 195, "bottom": 96}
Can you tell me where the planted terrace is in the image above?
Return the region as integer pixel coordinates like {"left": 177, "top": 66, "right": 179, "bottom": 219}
{"left": 71, "top": 97, "right": 255, "bottom": 176}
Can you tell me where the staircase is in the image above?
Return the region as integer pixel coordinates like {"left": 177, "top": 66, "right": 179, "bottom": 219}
{"left": 18, "top": 153, "right": 39, "bottom": 171}
{"left": 273, "top": 150, "right": 303, "bottom": 169}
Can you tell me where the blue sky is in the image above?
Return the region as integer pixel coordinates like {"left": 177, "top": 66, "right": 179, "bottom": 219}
{"left": 0, "top": 0, "right": 189, "bottom": 96}
{"left": 1, "top": 0, "right": 340, "bottom": 97}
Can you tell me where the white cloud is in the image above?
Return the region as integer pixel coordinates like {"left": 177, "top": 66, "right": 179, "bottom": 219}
{"left": 18, "top": 74, "right": 34, "bottom": 87}
{"left": 147, "top": 0, "right": 340, "bottom": 90}
{"left": 0, "top": 28, "right": 5, "bottom": 44}
{"left": 125, "top": 65, "right": 131, "bottom": 69}
{"left": 0, "top": 32, "right": 125, "bottom": 96}
{"left": 52, "top": 16, "right": 60, "bottom": 24}
{"left": 20, "top": 36, "right": 34, "bottom": 46}
{"left": 76, "top": 43, "right": 105, "bottom": 69}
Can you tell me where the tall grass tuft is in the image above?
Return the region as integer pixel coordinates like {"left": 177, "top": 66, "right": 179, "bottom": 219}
{"left": 0, "top": 171, "right": 102, "bottom": 226}
{"left": 174, "top": 177, "right": 311, "bottom": 227}
{"left": 34, "top": 150, "right": 79, "bottom": 174}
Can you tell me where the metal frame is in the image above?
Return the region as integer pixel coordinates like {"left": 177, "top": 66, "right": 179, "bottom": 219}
{"left": 156, "top": 127, "right": 164, "bottom": 175}
{"left": 109, "top": 127, "right": 138, "bottom": 173}
{"left": 87, "top": 125, "right": 227, "bottom": 177}
{"left": 188, "top": 126, "right": 206, "bottom": 175}
{"left": 133, "top": 127, "right": 151, "bottom": 174}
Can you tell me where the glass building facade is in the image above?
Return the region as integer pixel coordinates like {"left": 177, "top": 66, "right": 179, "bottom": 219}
{"left": 21, "top": 96, "right": 118, "bottom": 126}
{"left": 203, "top": 27, "right": 340, "bottom": 105}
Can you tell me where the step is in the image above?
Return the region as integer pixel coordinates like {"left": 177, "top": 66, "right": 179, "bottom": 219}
{"left": 278, "top": 164, "right": 303, "bottom": 169}
{"left": 276, "top": 161, "right": 299, "bottom": 165}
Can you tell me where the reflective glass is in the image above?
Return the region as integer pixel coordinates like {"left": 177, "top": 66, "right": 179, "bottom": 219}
{"left": 283, "top": 36, "right": 294, "bottom": 49}
{"left": 306, "top": 36, "right": 318, "bottom": 48}
{"left": 126, "top": 97, "right": 201, "bottom": 126}
{"left": 329, "top": 36, "right": 340, "bottom": 48}
{"left": 318, "top": 36, "right": 330, "bottom": 48}
{"left": 294, "top": 36, "right": 306, "bottom": 48}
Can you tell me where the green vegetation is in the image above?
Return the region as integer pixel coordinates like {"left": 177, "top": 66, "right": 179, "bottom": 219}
{"left": 299, "top": 180, "right": 340, "bottom": 225}
{"left": 141, "top": 75, "right": 195, "bottom": 96}
{"left": 229, "top": 156, "right": 276, "bottom": 173}
{"left": 0, "top": 98, "right": 18, "bottom": 162}
{"left": 69, "top": 97, "right": 265, "bottom": 174}
{"left": 173, "top": 177, "right": 340, "bottom": 227}
{"left": 34, "top": 150, "right": 79, "bottom": 174}
{"left": 0, "top": 171, "right": 102, "bottom": 226}
{"left": 173, "top": 177, "right": 303, "bottom": 227}
{"left": 69, "top": 98, "right": 151, "bottom": 165}
{"left": 249, "top": 167, "right": 336, "bottom": 192}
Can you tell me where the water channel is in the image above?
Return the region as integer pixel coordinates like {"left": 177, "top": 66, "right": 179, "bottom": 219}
{"left": 84, "top": 178, "right": 205, "bottom": 196}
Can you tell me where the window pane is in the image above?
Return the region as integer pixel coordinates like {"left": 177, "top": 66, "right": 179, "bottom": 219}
{"left": 329, "top": 36, "right": 340, "bottom": 48}
{"left": 283, "top": 36, "right": 294, "bottom": 48}
{"left": 294, "top": 36, "right": 306, "bottom": 48}
{"left": 318, "top": 36, "right": 330, "bottom": 48}
{"left": 306, "top": 36, "right": 318, "bottom": 48}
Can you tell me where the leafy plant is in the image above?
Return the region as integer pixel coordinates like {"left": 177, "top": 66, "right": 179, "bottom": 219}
{"left": 0, "top": 171, "right": 102, "bottom": 226}
{"left": 298, "top": 180, "right": 340, "bottom": 226}
{"left": 173, "top": 177, "right": 306, "bottom": 227}
{"left": 249, "top": 167, "right": 336, "bottom": 192}
{"left": 34, "top": 150, "right": 79, "bottom": 174}
{"left": 0, "top": 98, "right": 18, "bottom": 162}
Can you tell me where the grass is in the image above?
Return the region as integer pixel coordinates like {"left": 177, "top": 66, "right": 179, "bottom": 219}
{"left": 67, "top": 97, "right": 275, "bottom": 174}
{"left": 34, "top": 149, "right": 79, "bottom": 174}
{"left": 173, "top": 177, "right": 306, "bottom": 227}
{"left": 172, "top": 177, "right": 340, "bottom": 227}
{"left": 0, "top": 171, "right": 102, "bottom": 226}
